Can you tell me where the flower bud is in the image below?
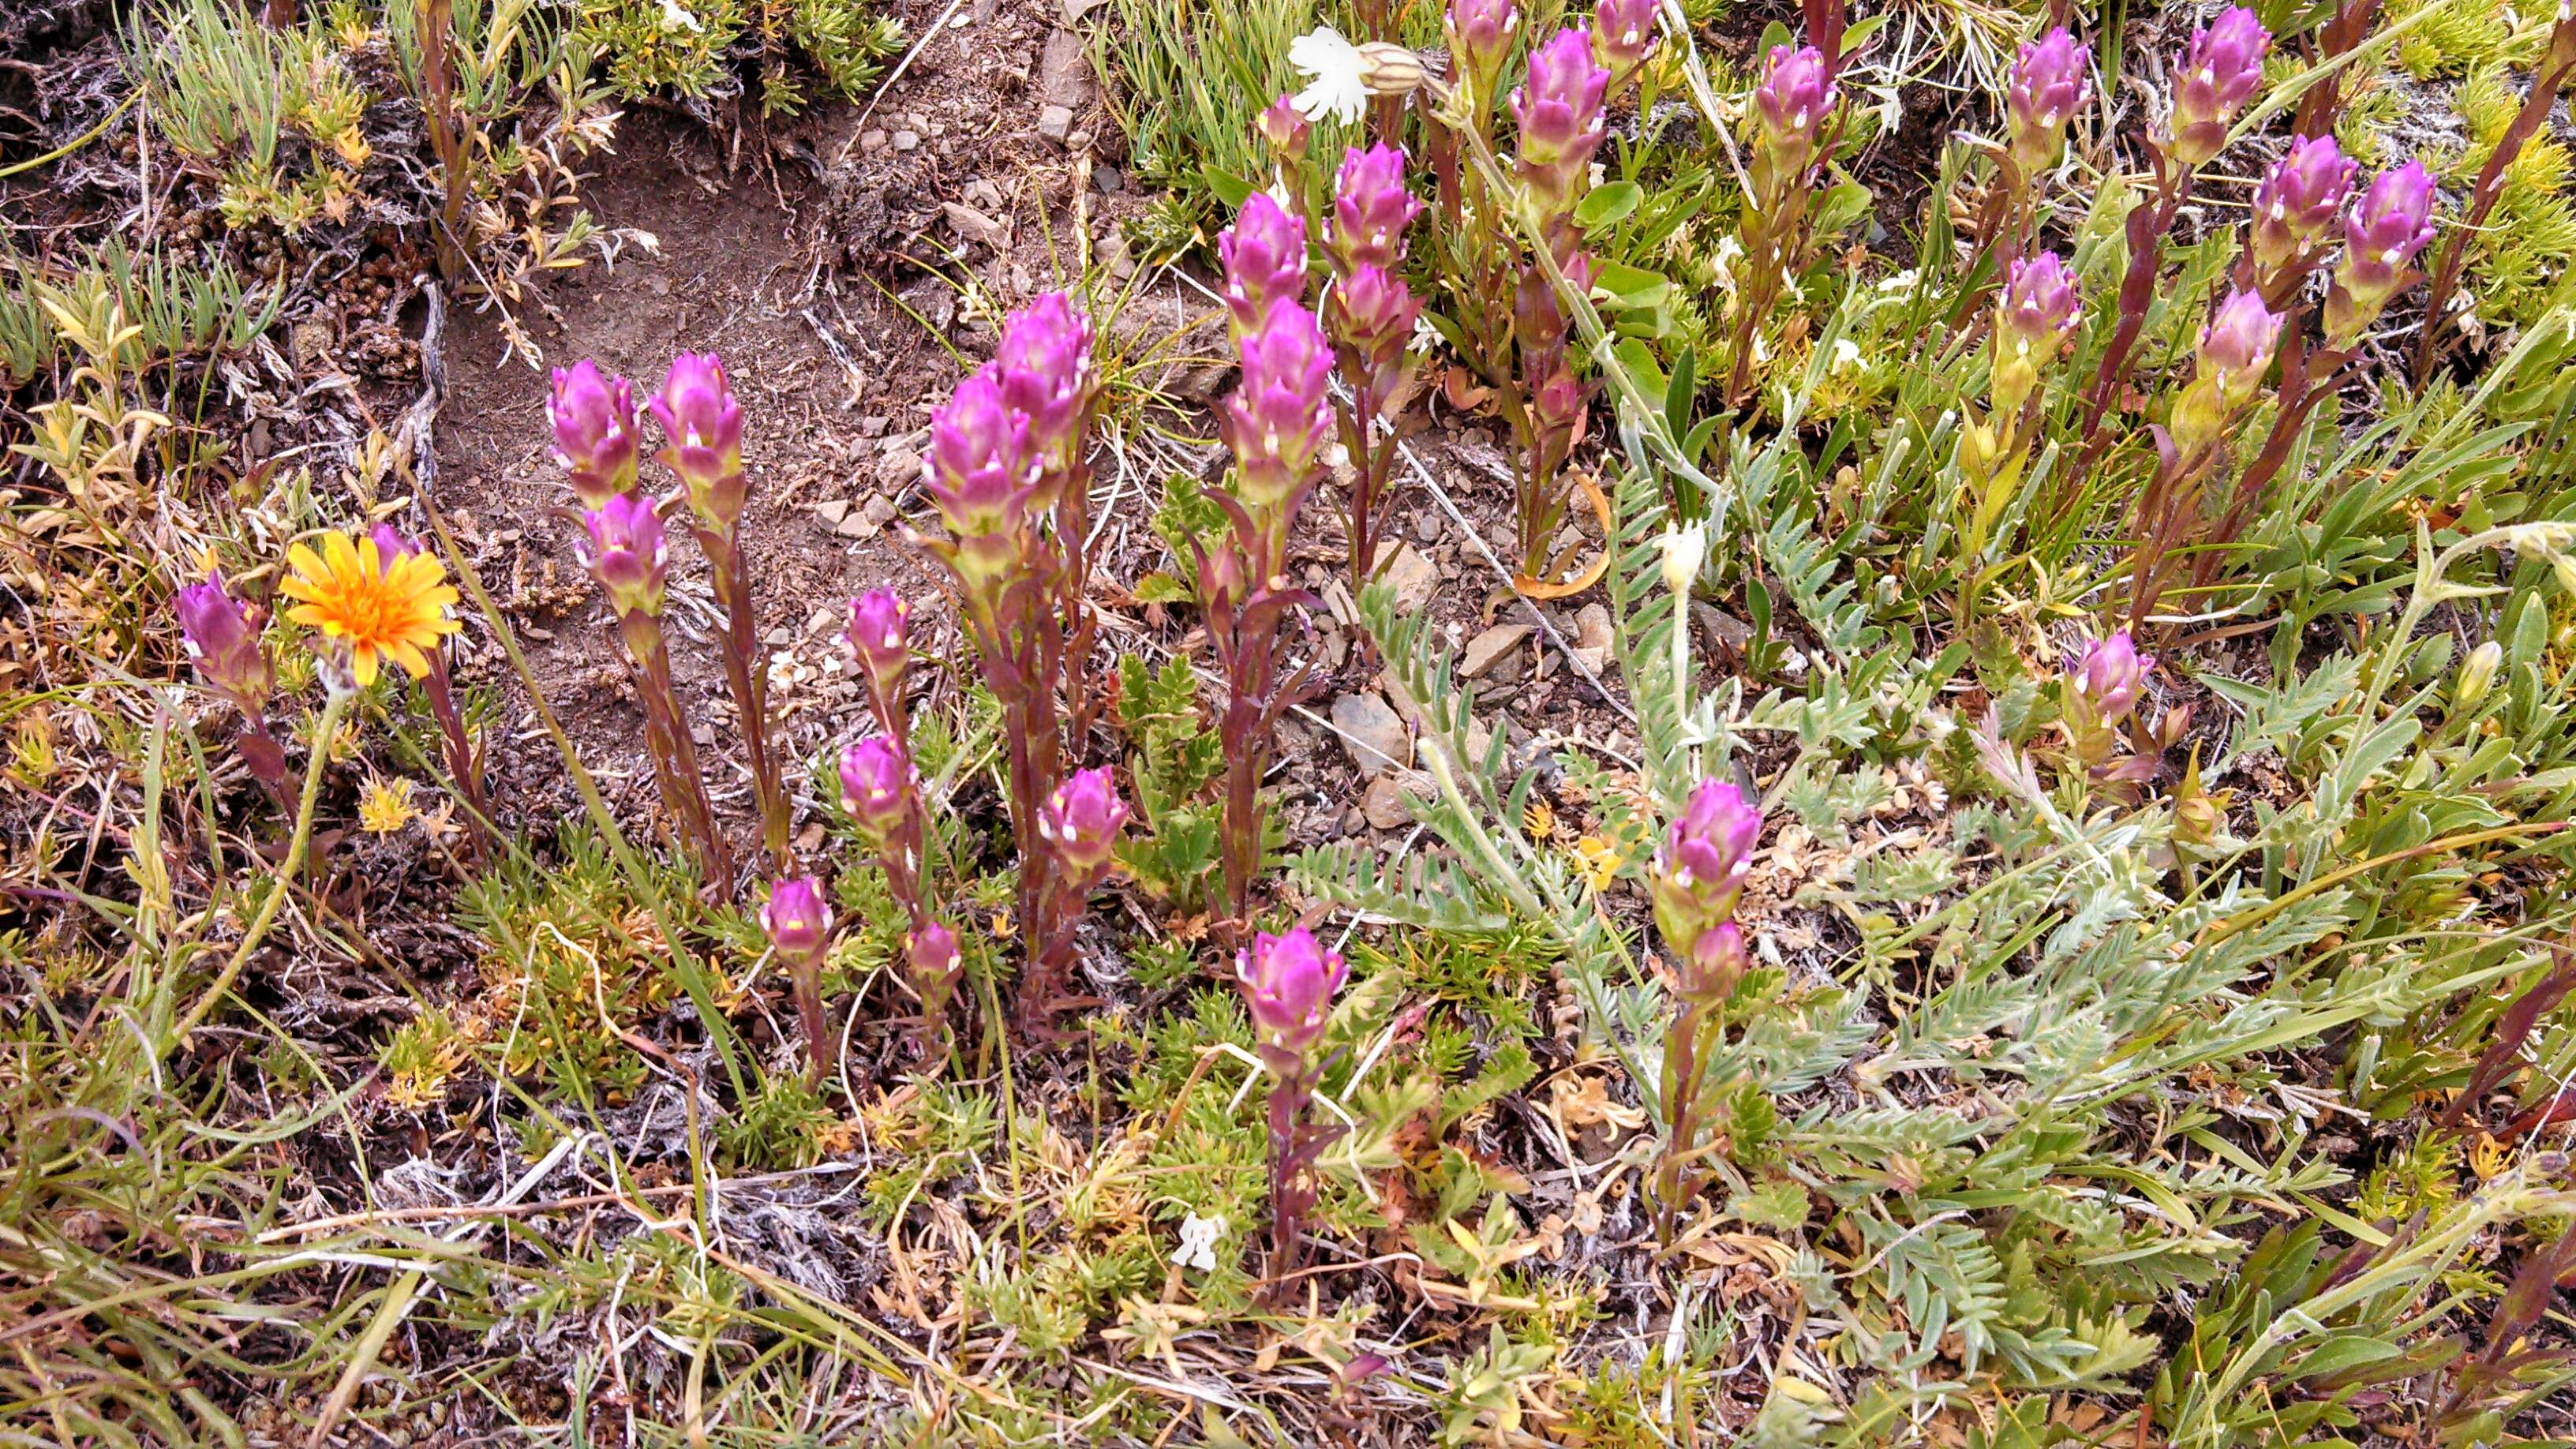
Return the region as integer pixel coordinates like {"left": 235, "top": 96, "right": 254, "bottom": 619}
{"left": 1254, "top": 93, "right": 1310, "bottom": 168}
{"left": 993, "top": 292, "right": 1096, "bottom": 490}
{"left": 2073, "top": 631, "right": 2153, "bottom": 721}
{"left": 577, "top": 492, "right": 668, "bottom": 618}
{"left": 1751, "top": 43, "right": 1837, "bottom": 182}
{"left": 1512, "top": 27, "right": 1610, "bottom": 218}
{"left": 650, "top": 352, "right": 747, "bottom": 530}
{"left": 2326, "top": 160, "right": 2437, "bottom": 344}
{"left": 1676, "top": 919, "right": 1747, "bottom": 1002}
{"left": 1651, "top": 777, "right": 1761, "bottom": 954}
{"left": 177, "top": 571, "right": 274, "bottom": 716}
{"left": 908, "top": 921, "right": 963, "bottom": 990}
{"left": 2454, "top": 639, "right": 2501, "bottom": 710}
{"left": 1327, "top": 264, "right": 1423, "bottom": 398}
{"left": 1221, "top": 299, "right": 1335, "bottom": 511}
{"left": 1657, "top": 522, "right": 1706, "bottom": 597}
{"left": 1354, "top": 41, "right": 1426, "bottom": 100}
{"left": 549, "top": 359, "right": 642, "bottom": 509}
{"left": 2196, "top": 288, "right": 2282, "bottom": 409}
{"left": 1592, "top": 0, "right": 1655, "bottom": 81}
{"left": 1039, "top": 766, "right": 1130, "bottom": 874}
{"left": 1446, "top": 0, "right": 1519, "bottom": 100}
{"left": 1220, "top": 193, "right": 1309, "bottom": 338}
{"left": 923, "top": 372, "right": 1036, "bottom": 586}
{"left": 762, "top": 874, "right": 831, "bottom": 966}
{"left": 2249, "top": 135, "right": 2356, "bottom": 276}
{"left": 1330, "top": 144, "right": 1423, "bottom": 272}
{"left": 2165, "top": 7, "right": 2269, "bottom": 168}
{"left": 1236, "top": 927, "right": 1349, "bottom": 1055}
{"left": 2006, "top": 27, "right": 2089, "bottom": 176}
{"left": 1990, "top": 250, "right": 2080, "bottom": 414}
{"left": 370, "top": 523, "right": 425, "bottom": 561}
{"left": 839, "top": 736, "right": 915, "bottom": 845}
{"left": 846, "top": 589, "right": 911, "bottom": 701}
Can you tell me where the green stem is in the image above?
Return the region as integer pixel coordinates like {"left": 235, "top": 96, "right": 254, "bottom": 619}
{"left": 167, "top": 689, "right": 349, "bottom": 1052}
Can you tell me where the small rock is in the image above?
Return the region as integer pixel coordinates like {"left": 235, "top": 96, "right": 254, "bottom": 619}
{"left": 1340, "top": 806, "right": 1368, "bottom": 835}
{"left": 1092, "top": 164, "right": 1122, "bottom": 194}
{"left": 964, "top": 178, "right": 1005, "bottom": 210}
{"left": 1572, "top": 603, "right": 1614, "bottom": 674}
{"left": 764, "top": 627, "right": 794, "bottom": 647}
{"left": 814, "top": 499, "right": 852, "bottom": 525}
{"left": 1362, "top": 774, "right": 1413, "bottom": 829}
{"left": 1461, "top": 623, "right": 1532, "bottom": 678}
{"left": 859, "top": 129, "right": 889, "bottom": 152}
{"left": 942, "top": 202, "right": 1009, "bottom": 249}
{"left": 1333, "top": 692, "right": 1411, "bottom": 777}
{"left": 1694, "top": 601, "right": 1752, "bottom": 655}
{"left": 1039, "top": 27, "right": 1094, "bottom": 110}
{"left": 841, "top": 493, "right": 897, "bottom": 538}
{"left": 1376, "top": 543, "right": 1438, "bottom": 612}
{"left": 1038, "top": 104, "right": 1075, "bottom": 144}
{"left": 892, "top": 129, "right": 921, "bottom": 152}
{"left": 858, "top": 414, "right": 890, "bottom": 438}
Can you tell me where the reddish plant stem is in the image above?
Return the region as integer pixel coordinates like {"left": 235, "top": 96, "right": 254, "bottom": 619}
{"left": 2074, "top": 173, "right": 2185, "bottom": 474}
{"left": 2291, "top": 0, "right": 2383, "bottom": 137}
{"left": 696, "top": 525, "right": 788, "bottom": 871}
{"left": 2414, "top": 29, "right": 2576, "bottom": 386}
{"left": 618, "top": 608, "right": 732, "bottom": 893}
{"left": 415, "top": 0, "right": 466, "bottom": 284}
{"left": 420, "top": 647, "right": 496, "bottom": 852}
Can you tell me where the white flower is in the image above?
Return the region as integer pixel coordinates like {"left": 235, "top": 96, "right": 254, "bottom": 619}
{"left": 1172, "top": 1211, "right": 1226, "bottom": 1272}
{"left": 1290, "top": 28, "right": 1369, "bottom": 124}
{"left": 1829, "top": 338, "right": 1863, "bottom": 374}
{"left": 657, "top": 0, "right": 702, "bottom": 32}
{"left": 1875, "top": 268, "right": 1920, "bottom": 294}
{"left": 1658, "top": 522, "right": 1707, "bottom": 597}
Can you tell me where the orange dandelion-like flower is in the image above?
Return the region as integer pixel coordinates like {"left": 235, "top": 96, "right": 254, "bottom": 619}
{"left": 279, "top": 530, "right": 460, "bottom": 687}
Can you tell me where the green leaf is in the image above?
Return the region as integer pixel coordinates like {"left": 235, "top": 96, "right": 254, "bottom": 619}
{"left": 1132, "top": 572, "right": 1193, "bottom": 604}
{"left": 1575, "top": 181, "right": 1643, "bottom": 230}
{"left": 1202, "top": 166, "right": 1255, "bottom": 208}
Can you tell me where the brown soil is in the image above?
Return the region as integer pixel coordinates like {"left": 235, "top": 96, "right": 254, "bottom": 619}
{"left": 425, "top": 0, "right": 1652, "bottom": 915}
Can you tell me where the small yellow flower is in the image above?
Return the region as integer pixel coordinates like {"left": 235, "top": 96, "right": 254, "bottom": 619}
{"left": 1569, "top": 834, "right": 1622, "bottom": 893}
{"left": 2469, "top": 1130, "right": 2510, "bottom": 1181}
{"left": 358, "top": 773, "right": 419, "bottom": 834}
{"left": 279, "top": 530, "right": 459, "bottom": 687}
{"left": 1522, "top": 799, "right": 1559, "bottom": 842}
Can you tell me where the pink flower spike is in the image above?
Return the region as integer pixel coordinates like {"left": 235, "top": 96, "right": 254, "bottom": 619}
{"left": 1331, "top": 144, "right": 1423, "bottom": 271}
{"left": 847, "top": 589, "right": 912, "bottom": 697}
{"left": 1236, "top": 927, "right": 1350, "bottom": 1054}
{"left": 1220, "top": 193, "right": 1309, "bottom": 337}
{"left": 2250, "top": 135, "right": 2357, "bottom": 273}
{"left": 1651, "top": 777, "right": 1761, "bottom": 953}
{"left": 1753, "top": 43, "right": 1837, "bottom": 175}
{"left": 177, "top": 571, "right": 274, "bottom": 715}
{"left": 2166, "top": 6, "right": 2269, "bottom": 167}
{"left": 762, "top": 874, "right": 831, "bottom": 966}
{"left": 1221, "top": 299, "right": 1335, "bottom": 510}
{"left": 2006, "top": 27, "right": 2089, "bottom": 174}
{"left": 838, "top": 736, "right": 915, "bottom": 845}
{"left": 549, "top": 359, "right": 641, "bottom": 509}
{"left": 650, "top": 352, "right": 747, "bottom": 530}
{"left": 1255, "top": 93, "right": 1311, "bottom": 165}
{"left": 1592, "top": 0, "right": 1655, "bottom": 78}
{"left": 1511, "top": 27, "right": 1610, "bottom": 214}
{"left": 993, "top": 292, "right": 1096, "bottom": 482}
{"left": 2074, "top": 631, "right": 2154, "bottom": 721}
{"left": 1039, "top": 766, "right": 1130, "bottom": 874}
{"left": 577, "top": 492, "right": 668, "bottom": 619}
